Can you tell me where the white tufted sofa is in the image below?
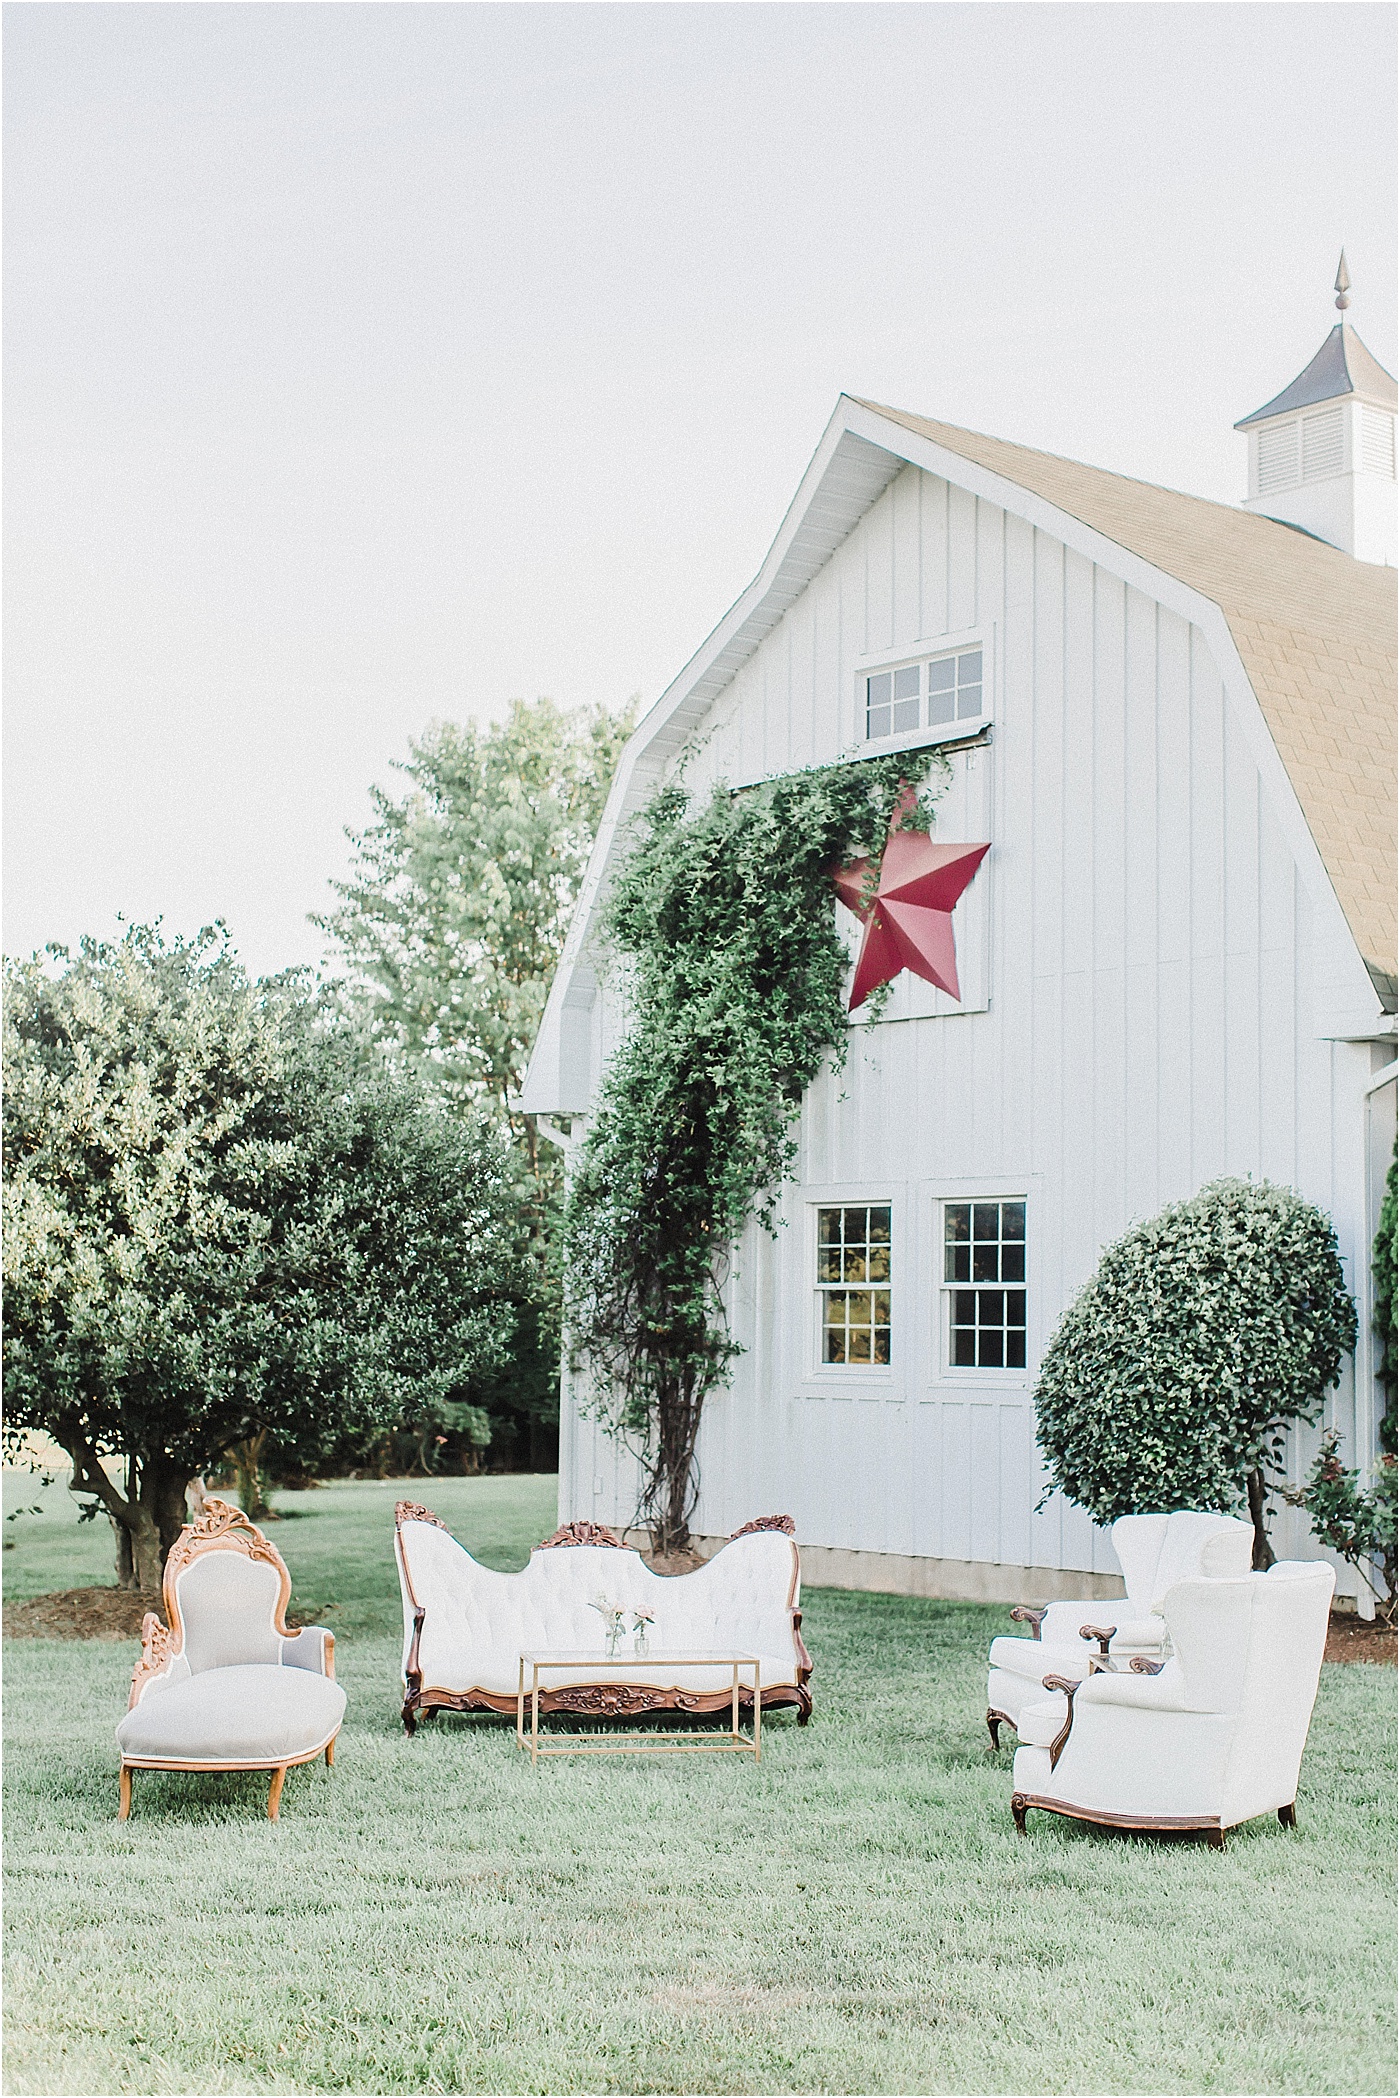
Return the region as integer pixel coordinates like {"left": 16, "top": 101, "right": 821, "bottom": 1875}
{"left": 395, "top": 1505, "right": 812, "bottom": 1731}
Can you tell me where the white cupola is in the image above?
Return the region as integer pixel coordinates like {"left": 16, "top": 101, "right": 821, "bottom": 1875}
{"left": 1235, "top": 253, "right": 1397, "bottom": 566}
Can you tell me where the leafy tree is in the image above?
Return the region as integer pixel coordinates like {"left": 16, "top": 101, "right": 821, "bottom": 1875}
{"left": 315, "top": 698, "right": 633, "bottom": 1124}
{"left": 565, "top": 756, "right": 948, "bottom": 1556}
{"left": 3, "top": 926, "right": 524, "bottom": 1590}
{"left": 315, "top": 698, "right": 633, "bottom": 1465}
{"left": 1033, "top": 1178, "right": 1358, "bottom": 1568}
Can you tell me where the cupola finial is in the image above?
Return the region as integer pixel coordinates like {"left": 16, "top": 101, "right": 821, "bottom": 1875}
{"left": 1334, "top": 249, "right": 1351, "bottom": 312}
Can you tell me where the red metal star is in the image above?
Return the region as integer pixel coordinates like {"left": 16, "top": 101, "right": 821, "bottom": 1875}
{"left": 834, "top": 804, "right": 989, "bottom": 1011}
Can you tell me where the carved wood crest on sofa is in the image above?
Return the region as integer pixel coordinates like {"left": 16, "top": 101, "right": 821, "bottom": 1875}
{"left": 115, "top": 1499, "right": 344, "bottom": 1820}
{"left": 394, "top": 1504, "right": 811, "bottom": 1733}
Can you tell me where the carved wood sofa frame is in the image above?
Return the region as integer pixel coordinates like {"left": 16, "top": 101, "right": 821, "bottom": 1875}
{"left": 120, "top": 1499, "right": 338, "bottom": 1822}
{"left": 396, "top": 1508, "right": 813, "bottom": 1734}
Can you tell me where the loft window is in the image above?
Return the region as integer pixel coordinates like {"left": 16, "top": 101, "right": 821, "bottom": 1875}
{"left": 927, "top": 648, "right": 983, "bottom": 726}
{"left": 817, "top": 1205, "right": 891, "bottom": 1365}
{"left": 943, "top": 1200, "right": 1026, "bottom": 1369}
{"left": 865, "top": 666, "right": 921, "bottom": 740}
{"left": 864, "top": 647, "right": 986, "bottom": 743}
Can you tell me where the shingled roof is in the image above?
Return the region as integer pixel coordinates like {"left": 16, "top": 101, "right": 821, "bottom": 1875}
{"left": 860, "top": 402, "right": 1398, "bottom": 984}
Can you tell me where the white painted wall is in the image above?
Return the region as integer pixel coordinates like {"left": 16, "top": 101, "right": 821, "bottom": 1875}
{"left": 561, "top": 461, "right": 1381, "bottom": 1596}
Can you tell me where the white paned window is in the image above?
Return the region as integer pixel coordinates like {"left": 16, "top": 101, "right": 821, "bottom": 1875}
{"left": 1301, "top": 407, "right": 1344, "bottom": 481}
{"left": 1256, "top": 421, "right": 1299, "bottom": 494}
{"left": 1359, "top": 406, "right": 1397, "bottom": 478}
{"left": 943, "top": 1200, "right": 1026, "bottom": 1370}
{"left": 927, "top": 648, "right": 983, "bottom": 726}
{"left": 817, "top": 1205, "right": 891, "bottom": 1365}
{"left": 865, "top": 665, "right": 921, "bottom": 739}
{"left": 864, "top": 647, "right": 985, "bottom": 744}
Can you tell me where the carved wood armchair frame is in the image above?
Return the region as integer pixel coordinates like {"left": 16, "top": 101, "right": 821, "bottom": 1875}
{"left": 120, "top": 1498, "right": 338, "bottom": 1822}
{"left": 1008, "top": 1660, "right": 1295, "bottom": 1850}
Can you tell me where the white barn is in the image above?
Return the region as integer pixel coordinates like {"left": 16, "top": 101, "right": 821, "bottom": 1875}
{"left": 521, "top": 313, "right": 1398, "bottom": 1607}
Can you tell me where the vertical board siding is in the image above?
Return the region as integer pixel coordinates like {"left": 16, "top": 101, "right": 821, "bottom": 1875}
{"left": 575, "top": 463, "right": 1368, "bottom": 1591}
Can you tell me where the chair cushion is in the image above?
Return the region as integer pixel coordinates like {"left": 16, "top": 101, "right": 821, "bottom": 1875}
{"left": 1015, "top": 1695, "right": 1069, "bottom": 1750}
{"left": 117, "top": 1664, "right": 345, "bottom": 1766}
{"left": 987, "top": 1637, "right": 1092, "bottom": 1684}
{"left": 174, "top": 1553, "right": 285, "bottom": 1672}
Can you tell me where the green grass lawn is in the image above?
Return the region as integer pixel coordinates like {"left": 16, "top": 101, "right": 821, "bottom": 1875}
{"left": 4, "top": 1472, "right": 1396, "bottom": 2097}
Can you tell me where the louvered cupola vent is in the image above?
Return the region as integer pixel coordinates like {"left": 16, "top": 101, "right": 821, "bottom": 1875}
{"left": 1257, "top": 422, "right": 1298, "bottom": 494}
{"left": 1301, "top": 408, "right": 1344, "bottom": 480}
{"left": 1235, "top": 267, "right": 1397, "bottom": 564}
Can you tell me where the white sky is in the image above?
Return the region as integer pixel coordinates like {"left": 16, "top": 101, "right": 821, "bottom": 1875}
{"left": 5, "top": 1, "right": 1395, "bottom": 979}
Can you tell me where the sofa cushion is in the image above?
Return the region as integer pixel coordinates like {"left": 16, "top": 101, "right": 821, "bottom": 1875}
{"left": 117, "top": 1664, "right": 345, "bottom": 1766}
{"left": 469, "top": 1651, "right": 798, "bottom": 1699}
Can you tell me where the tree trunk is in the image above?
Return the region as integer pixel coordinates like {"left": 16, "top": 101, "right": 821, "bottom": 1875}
{"left": 644, "top": 1369, "right": 704, "bottom": 1560}
{"left": 128, "top": 1499, "right": 166, "bottom": 1593}
{"left": 64, "top": 1435, "right": 194, "bottom": 1593}
{"left": 1247, "top": 1468, "right": 1276, "bottom": 1570}
{"left": 110, "top": 1512, "right": 137, "bottom": 1590}
{"left": 134, "top": 1456, "right": 190, "bottom": 1590}
{"left": 232, "top": 1429, "right": 273, "bottom": 1520}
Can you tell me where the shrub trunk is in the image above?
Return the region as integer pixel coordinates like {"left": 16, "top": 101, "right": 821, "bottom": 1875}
{"left": 1247, "top": 1468, "right": 1276, "bottom": 1571}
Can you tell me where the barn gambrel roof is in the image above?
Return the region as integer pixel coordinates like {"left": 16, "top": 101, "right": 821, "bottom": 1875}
{"left": 863, "top": 401, "right": 1397, "bottom": 988}
{"left": 520, "top": 397, "right": 1396, "bottom": 1115}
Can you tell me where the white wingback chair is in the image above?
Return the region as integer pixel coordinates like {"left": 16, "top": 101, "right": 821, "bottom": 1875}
{"left": 1009, "top": 1561, "right": 1335, "bottom": 1845}
{"left": 115, "top": 1500, "right": 344, "bottom": 1820}
{"left": 395, "top": 1505, "right": 812, "bottom": 1729}
{"left": 986, "top": 1511, "right": 1255, "bottom": 1744}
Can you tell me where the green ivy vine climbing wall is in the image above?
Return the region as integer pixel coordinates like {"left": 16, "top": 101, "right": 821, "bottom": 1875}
{"left": 564, "top": 749, "right": 950, "bottom": 1553}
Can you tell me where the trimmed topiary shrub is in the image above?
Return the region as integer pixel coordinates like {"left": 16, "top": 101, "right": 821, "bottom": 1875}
{"left": 1033, "top": 1178, "right": 1358, "bottom": 1567}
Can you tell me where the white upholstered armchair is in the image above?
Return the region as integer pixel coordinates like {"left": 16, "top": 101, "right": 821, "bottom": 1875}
{"left": 986, "top": 1511, "right": 1255, "bottom": 1745}
{"left": 115, "top": 1499, "right": 345, "bottom": 1820}
{"left": 1009, "top": 1561, "right": 1335, "bottom": 1846}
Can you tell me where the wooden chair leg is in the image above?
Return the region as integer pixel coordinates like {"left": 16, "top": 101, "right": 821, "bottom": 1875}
{"left": 267, "top": 1766, "right": 287, "bottom": 1821}
{"left": 117, "top": 1765, "right": 132, "bottom": 1821}
{"left": 325, "top": 1739, "right": 335, "bottom": 1769}
{"left": 1278, "top": 1802, "right": 1296, "bottom": 1828}
{"left": 986, "top": 1708, "right": 1002, "bottom": 1751}
{"left": 1011, "top": 1793, "right": 1028, "bottom": 1835}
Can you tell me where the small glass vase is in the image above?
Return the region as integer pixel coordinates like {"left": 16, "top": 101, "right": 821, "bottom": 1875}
{"left": 633, "top": 1623, "right": 649, "bottom": 1659}
{"left": 606, "top": 1621, "right": 624, "bottom": 1658}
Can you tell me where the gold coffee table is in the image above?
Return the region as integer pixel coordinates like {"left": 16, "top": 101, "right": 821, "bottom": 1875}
{"left": 516, "top": 1650, "right": 762, "bottom": 1764}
